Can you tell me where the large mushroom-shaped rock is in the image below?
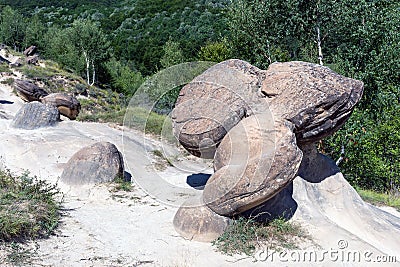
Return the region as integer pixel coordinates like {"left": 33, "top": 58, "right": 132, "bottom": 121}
{"left": 172, "top": 59, "right": 363, "bottom": 219}
{"left": 23, "top": 45, "right": 37, "bottom": 57}
{"left": 173, "top": 196, "right": 231, "bottom": 242}
{"left": 41, "top": 93, "right": 81, "bottom": 120}
{"left": 11, "top": 102, "right": 60, "bottom": 130}
{"left": 14, "top": 79, "right": 49, "bottom": 102}
{"left": 61, "top": 142, "right": 124, "bottom": 185}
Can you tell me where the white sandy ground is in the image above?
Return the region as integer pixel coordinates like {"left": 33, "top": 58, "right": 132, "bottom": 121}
{"left": 1, "top": 82, "right": 400, "bottom": 266}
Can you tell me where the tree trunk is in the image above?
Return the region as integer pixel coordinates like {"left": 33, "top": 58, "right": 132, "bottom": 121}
{"left": 84, "top": 51, "right": 90, "bottom": 85}
{"left": 316, "top": 27, "right": 324, "bottom": 66}
{"left": 90, "top": 61, "right": 95, "bottom": 86}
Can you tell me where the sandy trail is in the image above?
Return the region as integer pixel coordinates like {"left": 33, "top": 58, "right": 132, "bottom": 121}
{"left": 1, "top": 83, "right": 399, "bottom": 266}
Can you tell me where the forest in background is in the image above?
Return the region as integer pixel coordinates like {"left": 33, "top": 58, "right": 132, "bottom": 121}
{"left": 0, "top": 0, "right": 398, "bottom": 193}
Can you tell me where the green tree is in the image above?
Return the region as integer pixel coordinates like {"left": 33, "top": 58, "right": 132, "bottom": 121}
{"left": 23, "top": 15, "right": 45, "bottom": 50}
{"left": 42, "top": 25, "right": 84, "bottom": 74}
{"left": 104, "top": 58, "right": 144, "bottom": 96}
{"left": 160, "top": 38, "right": 185, "bottom": 69}
{"left": 198, "top": 40, "right": 232, "bottom": 63}
{"left": 0, "top": 6, "right": 26, "bottom": 51}
{"left": 67, "top": 19, "right": 110, "bottom": 85}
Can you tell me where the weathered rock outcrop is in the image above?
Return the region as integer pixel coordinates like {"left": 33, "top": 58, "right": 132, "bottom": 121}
{"left": 23, "top": 45, "right": 37, "bottom": 57}
{"left": 61, "top": 142, "right": 124, "bottom": 185}
{"left": 41, "top": 93, "right": 81, "bottom": 120}
{"left": 14, "top": 79, "right": 49, "bottom": 102}
{"left": 11, "top": 102, "right": 59, "bottom": 129}
{"left": 171, "top": 59, "right": 364, "bottom": 238}
{"left": 26, "top": 55, "right": 39, "bottom": 65}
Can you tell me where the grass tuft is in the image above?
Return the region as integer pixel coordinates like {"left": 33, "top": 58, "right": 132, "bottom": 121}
{"left": 212, "top": 216, "right": 309, "bottom": 256}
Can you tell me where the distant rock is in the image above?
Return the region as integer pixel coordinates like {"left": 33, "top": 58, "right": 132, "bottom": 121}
{"left": 23, "top": 45, "right": 37, "bottom": 57}
{"left": 14, "top": 79, "right": 49, "bottom": 102}
{"left": 26, "top": 55, "right": 39, "bottom": 65}
{"left": 41, "top": 93, "right": 81, "bottom": 120}
{"left": 11, "top": 102, "right": 59, "bottom": 130}
{"left": 61, "top": 142, "right": 124, "bottom": 185}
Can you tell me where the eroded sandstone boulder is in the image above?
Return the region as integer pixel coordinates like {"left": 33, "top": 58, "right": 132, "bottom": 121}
{"left": 61, "top": 142, "right": 124, "bottom": 185}
{"left": 203, "top": 116, "right": 303, "bottom": 216}
{"left": 41, "top": 93, "right": 81, "bottom": 120}
{"left": 171, "top": 59, "right": 364, "bottom": 235}
{"left": 12, "top": 102, "right": 59, "bottom": 129}
{"left": 263, "top": 61, "right": 363, "bottom": 144}
{"left": 171, "top": 60, "right": 266, "bottom": 158}
{"left": 14, "top": 79, "right": 49, "bottom": 102}
{"left": 173, "top": 197, "right": 231, "bottom": 242}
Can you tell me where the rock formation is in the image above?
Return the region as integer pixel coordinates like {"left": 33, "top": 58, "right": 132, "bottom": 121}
{"left": 23, "top": 45, "right": 37, "bottom": 57}
{"left": 26, "top": 55, "right": 39, "bottom": 65}
{"left": 14, "top": 79, "right": 49, "bottom": 102}
{"left": 61, "top": 142, "right": 124, "bottom": 185}
{"left": 14, "top": 80, "right": 81, "bottom": 120}
{"left": 11, "top": 101, "right": 59, "bottom": 129}
{"left": 171, "top": 59, "right": 364, "bottom": 241}
{"left": 41, "top": 93, "right": 81, "bottom": 120}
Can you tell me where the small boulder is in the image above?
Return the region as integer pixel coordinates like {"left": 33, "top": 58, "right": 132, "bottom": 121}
{"left": 23, "top": 46, "right": 37, "bottom": 57}
{"left": 26, "top": 55, "right": 39, "bottom": 65}
{"left": 173, "top": 196, "right": 231, "bottom": 242}
{"left": 11, "top": 102, "right": 59, "bottom": 130}
{"left": 41, "top": 93, "right": 81, "bottom": 120}
{"left": 61, "top": 142, "right": 124, "bottom": 185}
{"left": 14, "top": 80, "right": 49, "bottom": 102}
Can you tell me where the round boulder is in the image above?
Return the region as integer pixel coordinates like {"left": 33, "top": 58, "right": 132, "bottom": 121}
{"left": 61, "top": 142, "right": 124, "bottom": 185}
{"left": 11, "top": 102, "right": 59, "bottom": 130}
{"left": 173, "top": 196, "right": 231, "bottom": 242}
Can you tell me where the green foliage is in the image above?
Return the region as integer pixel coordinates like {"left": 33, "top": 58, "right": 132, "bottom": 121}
{"left": 112, "top": 177, "right": 133, "bottom": 192}
{"left": 0, "top": 6, "right": 25, "bottom": 50}
{"left": 213, "top": 217, "right": 308, "bottom": 256}
{"left": 0, "top": 62, "right": 11, "bottom": 73}
{"left": 0, "top": 170, "right": 62, "bottom": 242}
{"left": 110, "top": 0, "right": 230, "bottom": 75}
{"left": 227, "top": 0, "right": 322, "bottom": 68}
{"left": 22, "top": 15, "right": 45, "bottom": 49}
{"left": 104, "top": 58, "right": 144, "bottom": 96}
{"left": 356, "top": 187, "right": 400, "bottom": 211}
{"left": 67, "top": 19, "right": 111, "bottom": 85}
{"left": 124, "top": 106, "right": 171, "bottom": 135}
{"left": 42, "top": 25, "right": 85, "bottom": 74}
{"left": 198, "top": 40, "right": 232, "bottom": 62}
{"left": 160, "top": 39, "right": 185, "bottom": 69}
{"left": 320, "top": 0, "right": 400, "bottom": 192}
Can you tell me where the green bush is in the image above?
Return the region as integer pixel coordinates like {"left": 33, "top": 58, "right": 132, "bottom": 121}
{"left": 0, "top": 170, "right": 62, "bottom": 241}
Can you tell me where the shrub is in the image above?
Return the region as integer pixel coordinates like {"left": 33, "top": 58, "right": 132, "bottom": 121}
{"left": 0, "top": 170, "right": 62, "bottom": 242}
